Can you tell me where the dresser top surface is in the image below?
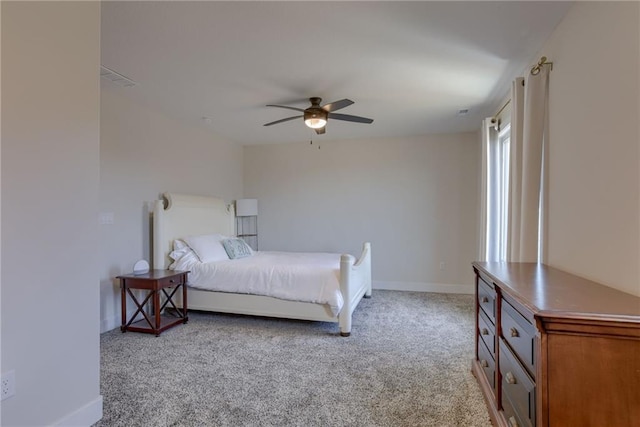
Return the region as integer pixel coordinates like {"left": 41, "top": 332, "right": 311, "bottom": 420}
{"left": 473, "top": 262, "right": 640, "bottom": 320}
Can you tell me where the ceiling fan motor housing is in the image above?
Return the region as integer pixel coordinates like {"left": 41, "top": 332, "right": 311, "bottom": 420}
{"left": 304, "top": 107, "right": 328, "bottom": 122}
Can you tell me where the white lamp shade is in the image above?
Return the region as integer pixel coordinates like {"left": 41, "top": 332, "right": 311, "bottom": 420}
{"left": 236, "top": 199, "right": 258, "bottom": 216}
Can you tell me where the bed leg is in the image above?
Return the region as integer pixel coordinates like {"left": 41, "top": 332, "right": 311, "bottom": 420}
{"left": 338, "top": 315, "right": 351, "bottom": 337}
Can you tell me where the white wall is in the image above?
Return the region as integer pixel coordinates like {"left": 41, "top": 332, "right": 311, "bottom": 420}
{"left": 1, "top": 2, "right": 102, "bottom": 426}
{"left": 244, "top": 134, "right": 479, "bottom": 292}
{"left": 99, "top": 88, "right": 244, "bottom": 332}
{"left": 540, "top": 1, "right": 640, "bottom": 296}
{"left": 0, "top": 3, "right": 3, "bottom": 420}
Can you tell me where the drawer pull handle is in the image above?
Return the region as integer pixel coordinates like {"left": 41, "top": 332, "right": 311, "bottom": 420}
{"left": 481, "top": 328, "right": 489, "bottom": 335}
{"left": 481, "top": 359, "right": 489, "bottom": 368}
{"left": 510, "top": 327, "right": 519, "bottom": 337}
{"left": 508, "top": 416, "right": 519, "bottom": 427}
{"left": 481, "top": 296, "right": 489, "bottom": 303}
{"left": 505, "top": 371, "right": 517, "bottom": 384}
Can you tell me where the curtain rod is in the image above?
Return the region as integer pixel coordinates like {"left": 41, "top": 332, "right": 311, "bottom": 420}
{"left": 492, "top": 99, "right": 510, "bottom": 123}
{"left": 491, "top": 57, "right": 549, "bottom": 125}
{"left": 531, "top": 56, "right": 553, "bottom": 75}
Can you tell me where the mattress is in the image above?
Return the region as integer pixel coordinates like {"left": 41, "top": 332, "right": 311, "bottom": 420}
{"left": 178, "top": 251, "right": 344, "bottom": 315}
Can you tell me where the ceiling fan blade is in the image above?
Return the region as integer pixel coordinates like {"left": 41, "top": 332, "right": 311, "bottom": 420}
{"left": 322, "top": 99, "right": 354, "bottom": 112}
{"left": 266, "top": 104, "right": 305, "bottom": 113}
{"left": 263, "top": 115, "right": 302, "bottom": 126}
{"left": 328, "top": 112, "right": 374, "bottom": 124}
{"left": 315, "top": 127, "right": 326, "bottom": 135}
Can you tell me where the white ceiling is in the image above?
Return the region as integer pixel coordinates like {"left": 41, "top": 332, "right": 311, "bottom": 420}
{"left": 101, "top": 1, "right": 572, "bottom": 145}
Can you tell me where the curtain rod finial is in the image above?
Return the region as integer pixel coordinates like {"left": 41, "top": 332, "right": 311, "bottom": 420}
{"left": 531, "top": 56, "right": 553, "bottom": 76}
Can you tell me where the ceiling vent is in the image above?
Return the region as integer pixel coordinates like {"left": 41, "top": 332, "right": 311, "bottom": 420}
{"left": 100, "top": 65, "right": 137, "bottom": 87}
{"left": 456, "top": 108, "right": 470, "bottom": 116}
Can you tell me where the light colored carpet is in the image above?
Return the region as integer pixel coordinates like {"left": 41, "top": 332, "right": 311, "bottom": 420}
{"left": 95, "top": 290, "right": 491, "bottom": 427}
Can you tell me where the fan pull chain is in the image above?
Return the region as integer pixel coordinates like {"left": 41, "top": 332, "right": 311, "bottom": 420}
{"left": 309, "top": 132, "right": 319, "bottom": 149}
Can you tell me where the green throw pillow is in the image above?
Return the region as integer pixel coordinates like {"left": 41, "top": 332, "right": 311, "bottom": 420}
{"left": 222, "top": 238, "right": 253, "bottom": 259}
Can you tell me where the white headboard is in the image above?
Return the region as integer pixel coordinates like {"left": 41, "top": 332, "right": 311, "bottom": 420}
{"left": 153, "top": 192, "right": 235, "bottom": 269}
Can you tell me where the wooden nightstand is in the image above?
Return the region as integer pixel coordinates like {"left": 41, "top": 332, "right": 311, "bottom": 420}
{"left": 117, "top": 270, "right": 189, "bottom": 336}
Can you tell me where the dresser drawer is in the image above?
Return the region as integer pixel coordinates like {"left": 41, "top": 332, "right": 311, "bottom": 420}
{"left": 501, "top": 391, "right": 527, "bottom": 427}
{"left": 478, "top": 277, "right": 496, "bottom": 322}
{"left": 500, "top": 339, "right": 535, "bottom": 427}
{"left": 501, "top": 300, "right": 536, "bottom": 377}
{"left": 478, "top": 309, "right": 496, "bottom": 355}
{"left": 477, "top": 339, "right": 495, "bottom": 390}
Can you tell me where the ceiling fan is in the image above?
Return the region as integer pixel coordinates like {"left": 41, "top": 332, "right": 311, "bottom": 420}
{"left": 263, "top": 97, "right": 374, "bottom": 135}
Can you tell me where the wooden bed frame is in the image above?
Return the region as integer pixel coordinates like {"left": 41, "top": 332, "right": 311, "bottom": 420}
{"left": 152, "top": 192, "right": 372, "bottom": 336}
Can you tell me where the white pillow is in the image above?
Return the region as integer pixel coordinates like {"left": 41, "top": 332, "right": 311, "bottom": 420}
{"left": 169, "top": 247, "right": 199, "bottom": 271}
{"left": 169, "top": 239, "right": 195, "bottom": 267}
{"left": 173, "top": 239, "right": 189, "bottom": 250}
{"left": 182, "top": 233, "right": 229, "bottom": 263}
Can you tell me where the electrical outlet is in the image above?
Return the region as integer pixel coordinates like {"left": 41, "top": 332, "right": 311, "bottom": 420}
{"left": 99, "top": 212, "right": 114, "bottom": 225}
{"left": 439, "top": 261, "right": 446, "bottom": 271}
{"left": 1, "top": 370, "right": 15, "bottom": 401}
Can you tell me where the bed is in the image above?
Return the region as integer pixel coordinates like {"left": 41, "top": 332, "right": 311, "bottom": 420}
{"left": 152, "top": 192, "right": 372, "bottom": 336}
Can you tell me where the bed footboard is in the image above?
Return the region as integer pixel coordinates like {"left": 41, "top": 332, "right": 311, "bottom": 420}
{"left": 338, "top": 242, "right": 372, "bottom": 336}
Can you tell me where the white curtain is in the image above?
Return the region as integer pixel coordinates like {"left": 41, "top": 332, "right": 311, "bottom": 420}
{"left": 508, "top": 78, "right": 525, "bottom": 261}
{"left": 508, "top": 65, "right": 551, "bottom": 262}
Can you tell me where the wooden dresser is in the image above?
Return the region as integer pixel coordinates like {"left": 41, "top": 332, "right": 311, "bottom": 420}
{"left": 471, "top": 262, "right": 640, "bottom": 427}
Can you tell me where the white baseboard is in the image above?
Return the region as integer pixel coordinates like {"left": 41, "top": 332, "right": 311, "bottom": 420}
{"left": 51, "top": 395, "right": 103, "bottom": 427}
{"left": 101, "top": 310, "right": 147, "bottom": 333}
{"left": 373, "top": 280, "right": 474, "bottom": 294}
{"left": 101, "top": 316, "right": 117, "bottom": 333}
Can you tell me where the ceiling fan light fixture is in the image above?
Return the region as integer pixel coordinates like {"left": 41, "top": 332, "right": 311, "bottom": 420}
{"left": 304, "top": 108, "right": 328, "bottom": 129}
{"left": 304, "top": 117, "right": 327, "bottom": 129}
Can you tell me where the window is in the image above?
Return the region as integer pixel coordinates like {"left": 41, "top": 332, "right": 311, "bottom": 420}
{"left": 485, "top": 120, "right": 511, "bottom": 262}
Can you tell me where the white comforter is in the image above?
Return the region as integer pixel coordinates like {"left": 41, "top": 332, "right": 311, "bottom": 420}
{"left": 178, "top": 251, "right": 344, "bottom": 315}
